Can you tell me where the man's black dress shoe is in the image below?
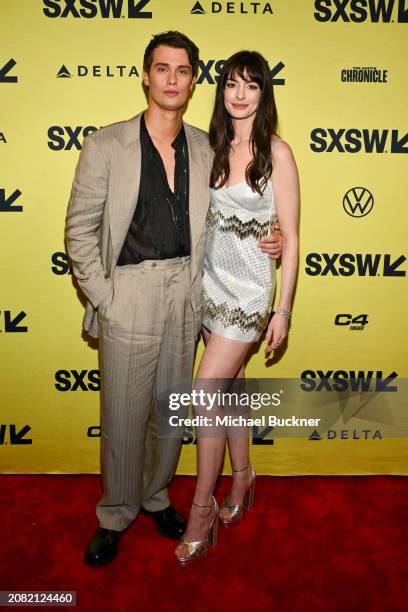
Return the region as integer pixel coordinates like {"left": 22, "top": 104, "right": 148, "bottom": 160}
{"left": 145, "top": 505, "right": 187, "bottom": 540}
{"left": 84, "top": 527, "right": 123, "bottom": 568}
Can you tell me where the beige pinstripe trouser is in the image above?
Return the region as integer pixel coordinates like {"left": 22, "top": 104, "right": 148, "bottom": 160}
{"left": 95, "top": 256, "right": 196, "bottom": 532}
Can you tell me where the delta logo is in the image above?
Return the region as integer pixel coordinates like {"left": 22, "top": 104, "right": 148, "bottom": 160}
{"left": 43, "top": 0, "right": 152, "bottom": 19}
{"left": 314, "top": 0, "right": 408, "bottom": 23}
{"left": 190, "top": 1, "right": 274, "bottom": 14}
{"left": 57, "top": 64, "right": 139, "bottom": 78}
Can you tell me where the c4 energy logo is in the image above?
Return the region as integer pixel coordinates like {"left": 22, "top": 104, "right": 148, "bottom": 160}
{"left": 47, "top": 126, "right": 97, "bottom": 150}
{"left": 0, "top": 311, "right": 28, "bottom": 333}
{"left": 0, "top": 59, "right": 18, "bottom": 83}
{"left": 0, "top": 189, "right": 23, "bottom": 212}
{"left": 300, "top": 370, "right": 398, "bottom": 392}
{"left": 197, "top": 59, "right": 284, "bottom": 85}
{"left": 190, "top": 1, "right": 273, "bottom": 14}
{"left": 334, "top": 313, "right": 369, "bottom": 330}
{"left": 57, "top": 64, "right": 139, "bottom": 78}
{"left": 0, "top": 425, "right": 32, "bottom": 445}
{"left": 43, "top": 0, "right": 152, "bottom": 19}
{"left": 305, "top": 253, "right": 406, "bottom": 276}
{"left": 343, "top": 187, "right": 374, "bottom": 218}
{"left": 310, "top": 129, "right": 408, "bottom": 153}
{"left": 314, "top": 0, "right": 408, "bottom": 22}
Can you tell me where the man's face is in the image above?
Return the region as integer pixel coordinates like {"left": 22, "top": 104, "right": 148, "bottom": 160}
{"left": 143, "top": 45, "right": 196, "bottom": 111}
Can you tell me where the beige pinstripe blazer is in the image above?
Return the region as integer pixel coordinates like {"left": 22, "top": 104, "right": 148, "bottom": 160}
{"left": 65, "top": 112, "right": 213, "bottom": 338}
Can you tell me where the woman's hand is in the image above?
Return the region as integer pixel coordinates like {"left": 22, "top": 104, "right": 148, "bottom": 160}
{"left": 265, "top": 312, "right": 289, "bottom": 354}
{"left": 258, "top": 221, "right": 282, "bottom": 260}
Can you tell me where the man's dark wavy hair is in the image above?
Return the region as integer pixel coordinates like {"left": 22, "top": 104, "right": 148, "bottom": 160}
{"left": 209, "top": 50, "right": 279, "bottom": 195}
{"left": 143, "top": 31, "right": 200, "bottom": 77}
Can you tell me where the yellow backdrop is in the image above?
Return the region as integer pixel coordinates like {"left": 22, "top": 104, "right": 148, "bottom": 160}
{"left": 1, "top": 0, "right": 407, "bottom": 474}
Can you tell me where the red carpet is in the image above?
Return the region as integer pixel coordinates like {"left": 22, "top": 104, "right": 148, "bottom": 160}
{"left": 0, "top": 475, "right": 406, "bottom": 611}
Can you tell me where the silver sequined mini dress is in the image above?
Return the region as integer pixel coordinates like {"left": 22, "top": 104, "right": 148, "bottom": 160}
{"left": 202, "top": 143, "right": 281, "bottom": 342}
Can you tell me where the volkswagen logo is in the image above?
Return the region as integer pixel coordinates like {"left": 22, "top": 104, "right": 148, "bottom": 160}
{"left": 343, "top": 187, "right": 374, "bottom": 218}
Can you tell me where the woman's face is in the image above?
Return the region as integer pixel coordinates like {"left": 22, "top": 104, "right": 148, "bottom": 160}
{"left": 223, "top": 70, "right": 262, "bottom": 121}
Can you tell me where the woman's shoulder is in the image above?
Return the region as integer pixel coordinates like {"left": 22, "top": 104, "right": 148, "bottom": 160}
{"left": 271, "top": 135, "right": 294, "bottom": 160}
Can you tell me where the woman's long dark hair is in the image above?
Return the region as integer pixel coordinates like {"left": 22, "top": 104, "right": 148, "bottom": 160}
{"left": 209, "top": 50, "right": 279, "bottom": 195}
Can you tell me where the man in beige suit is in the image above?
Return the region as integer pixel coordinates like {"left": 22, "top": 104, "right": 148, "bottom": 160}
{"left": 65, "top": 31, "right": 281, "bottom": 567}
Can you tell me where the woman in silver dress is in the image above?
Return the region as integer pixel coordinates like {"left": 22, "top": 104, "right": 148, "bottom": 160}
{"left": 175, "top": 51, "right": 300, "bottom": 566}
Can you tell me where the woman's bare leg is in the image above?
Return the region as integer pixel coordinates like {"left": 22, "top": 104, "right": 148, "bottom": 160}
{"left": 175, "top": 328, "right": 252, "bottom": 551}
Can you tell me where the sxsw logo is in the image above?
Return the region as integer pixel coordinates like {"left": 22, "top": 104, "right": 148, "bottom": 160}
{"left": 51, "top": 252, "right": 72, "bottom": 275}
{"left": 0, "top": 59, "right": 18, "bottom": 83}
{"left": 343, "top": 187, "right": 374, "bottom": 217}
{"left": 334, "top": 313, "right": 369, "bottom": 330}
{"left": 190, "top": 1, "right": 274, "bottom": 14}
{"left": 48, "top": 126, "right": 97, "bottom": 150}
{"left": 57, "top": 64, "right": 139, "bottom": 78}
{"left": 181, "top": 425, "right": 274, "bottom": 445}
{"left": 0, "top": 311, "right": 28, "bottom": 332}
{"left": 43, "top": 0, "right": 152, "bottom": 18}
{"left": 305, "top": 253, "right": 406, "bottom": 276}
{"left": 310, "top": 129, "right": 408, "bottom": 153}
{"left": 314, "top": 0, "right": 408, "bottom": 22}
{"left": 55, "top": 369, "right": 101, "bottom": 391}
{"left": 0, "top": 189, "right": 23, "bottom": 212}
{"left": 197, "top": 59, "right": 285, "bottom": 85}
{"left": 0, "top": 425, "right": 32, "bottom": 445}
{"left": 300, "top": 370, "right": 398, "bottom": 392}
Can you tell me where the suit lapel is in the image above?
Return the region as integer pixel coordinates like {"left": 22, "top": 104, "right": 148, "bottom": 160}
{"left": 109, "top": 113, "right": 142, "bottom": 269}
{"left": 184, "top": 123, "right": 211, "bottom": 280}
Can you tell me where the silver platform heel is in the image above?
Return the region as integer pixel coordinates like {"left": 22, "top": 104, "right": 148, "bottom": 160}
{"left": 219, "top": 464, "right": 256, "bottom": 527}
{"left": 175, "top": 496, "right": 219, "bottom": 567}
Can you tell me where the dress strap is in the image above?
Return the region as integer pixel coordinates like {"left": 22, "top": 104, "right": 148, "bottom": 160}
{"left": 271, "top": 138, "right": 283, "bottom": 152}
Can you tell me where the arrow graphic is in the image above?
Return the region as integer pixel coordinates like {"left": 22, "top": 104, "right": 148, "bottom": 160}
{"left": 9, "top": 425, "right": 32, "bottom": 445}
{"left": 4, "top": 310, "right": 28, "bottom": 332}
{"left": 391, "top": 130, "right": 408, "bottom": 153}
{"left": 0, "top": 189, "right": 23, "bottom": 212}
{"left": 0, "top": 58, "right": 18, "bottom": 83}
{"left": 383, "top": 254, "right": 406, "bottom": 277}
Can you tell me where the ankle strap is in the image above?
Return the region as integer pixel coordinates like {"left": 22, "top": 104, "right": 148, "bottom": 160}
{"left": 192, "top": 500, "right": 213, "bottom": 508}
{"left": 232, "top": 464, "right": 250, "bottom": 472}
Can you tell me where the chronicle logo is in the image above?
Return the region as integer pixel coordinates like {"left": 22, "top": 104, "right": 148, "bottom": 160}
{"left": 190, "top": 1, "right": 273, "bottom": 14}
{"left": 314, "top": 0, "right": 408, "bottom": 23}
{"left": 310, "top": 129, "right": 408, "bottom": 153}
{"left": 309, "top": 429, "right": 382, "bottom": 440}
{"left": 0, "top": 59, "right": 18, "bottom": 83}
{"left": 43, "top": 0, "right": 152, "bottom": 19}
{"left": 343, "top": 187, "right": 374, "bottom": 218}
{"left": 334, "top": 313, "right": 368, "bottom": 330}
{"left": 305, "top": 253, "right": 406, "bottom": 277}
{"left": 197, "top": 59, "right": 284, "bottom": 85}
{"left": 341, "top": 66, "right": 388, "bottom": 83}
{"left": 300, "top": 370, "right": 398, "bottom": 392}
{"left": 0, "top": 425, "right": 32, "bottom": 445}
{"left": 57, "top": 64, "right": 139, "bottom": 78}
{"left": 0, "top": 189, "right": 23, "bottom": 212}
{"left": 48, "top": 125, "right": 98, "bottom": 150}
